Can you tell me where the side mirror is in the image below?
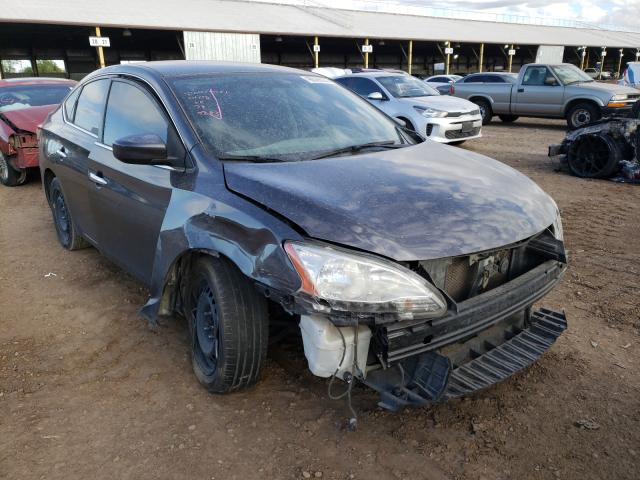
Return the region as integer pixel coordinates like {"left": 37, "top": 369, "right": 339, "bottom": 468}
{"left": 367, "top": 91, "right": 385, "bottom": 101}
{"left": 113, "top": 134, "right": 168, "bottom": 165}
{"left": 544, "top": 76, "right": 558, "bottom": 86}
{"left": 394, "top": 117, "right": 407, "bottom": 128}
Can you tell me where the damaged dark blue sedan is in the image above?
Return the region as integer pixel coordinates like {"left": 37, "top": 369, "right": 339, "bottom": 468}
{"left": 39, "top": 61, "right": 567, "bottom": 411}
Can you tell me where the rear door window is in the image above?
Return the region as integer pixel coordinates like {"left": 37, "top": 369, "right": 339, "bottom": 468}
{"left": 485, "top": 75, "right": 506, "bottom": 83}
{"left": 73, "top": 79, "right": 110, "bottom": 136}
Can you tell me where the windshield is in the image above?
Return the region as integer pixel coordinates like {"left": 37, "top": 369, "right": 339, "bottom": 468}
{"left": 0, "top": 84, "right": 73, "bottom": 112}
{"left": 551, "top": 65, "right": 594, "bottom": 84}
{"left": 171, "top": 73, "right": 408, "bottom": 161}
{"left": 377, "top": 75, "right": 439, "bottom": 98}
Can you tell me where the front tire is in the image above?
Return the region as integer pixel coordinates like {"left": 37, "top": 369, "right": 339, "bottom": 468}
{"left": 185, "top": 256, "right": 268, "bottom": 393}
{"left": 567, "top": 102, "right": 600, "bottom": 129}
{"left": 48, "top": 177, "right": 89, "bottom": 250}
{"left": 0, "top": 153, "right": 27, "bottom": 187}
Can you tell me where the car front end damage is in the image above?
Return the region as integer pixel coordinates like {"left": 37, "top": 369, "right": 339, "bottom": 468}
{"left": 7, "top": 132, "right": 39, "bottom": 169}
{"left": 284, "top": 227, "right": 567, "bottom": 411}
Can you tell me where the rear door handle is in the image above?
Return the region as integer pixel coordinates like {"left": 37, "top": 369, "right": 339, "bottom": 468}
{"left": 517, "top": 88, "right": 525, "bottom": 92}
{"left": 88, "top": 171, "right": 107, "bottom": 186}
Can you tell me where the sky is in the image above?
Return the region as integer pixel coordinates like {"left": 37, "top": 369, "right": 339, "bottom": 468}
{"left": 398, "top": 0, "right": 639, "bottom": 30}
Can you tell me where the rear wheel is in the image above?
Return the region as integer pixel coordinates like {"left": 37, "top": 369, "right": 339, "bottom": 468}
{"left": 473, "top": 99, "right": 492, "bottom": 125}
{"left": 185, "top": 256, "right": 268, "bottom": 393}
{"left": 566, "top": 102, "right": 600, "bottom": 129}
{"left": 567, "top": 134, "right": 621, "bottom": 178}
{"left": 0, "top": 153, "right": 27, "bottom": 187}
{"left": 498, "top": 115, "right": 519, "bottom": 123}
{"left": 48, "top": 177, "right": 90, "bottom": 250}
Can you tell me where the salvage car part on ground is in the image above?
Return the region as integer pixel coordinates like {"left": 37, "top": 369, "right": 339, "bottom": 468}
{"left": 549, "top": 117, "right": 640, "bottom": 181}
{"left": 0, "top": 77, "right": 76, "bottom": 186}
{"left": 39, "top": 61, "right": 567, "bottom": 415}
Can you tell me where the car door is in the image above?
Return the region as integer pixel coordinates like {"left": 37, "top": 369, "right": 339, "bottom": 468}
{"left": 49, "top": 78, "right": 111, "bottom": 244}
{"left": 513, "top": 65, "right": 564, "bottom": 116}
{"left": 87, "top": 79, "right": 186, "bottom": 285}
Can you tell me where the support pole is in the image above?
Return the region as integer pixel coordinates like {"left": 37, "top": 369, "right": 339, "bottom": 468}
{"left": 617, "top": 50, "right": 624, "bottom": 79}
{"left": 479, "top": 43, "right": 484, "bottom": 72}
{"left": 95, "top": 26, "right": 106, "bottom": 69}
{"left": 408, "top": 40, "right": 413, "bottom": 75}
{"left": 364, "top": 38, "right": 370, "bottom": 68}
{"left": 314, "top": 36, "right": 319, "bottom": 68}
{"left": 445, "top": 41, "right": 450, "bottom": 75}
{"left": 508, "top": 44, "right": 514, "bottom": 73}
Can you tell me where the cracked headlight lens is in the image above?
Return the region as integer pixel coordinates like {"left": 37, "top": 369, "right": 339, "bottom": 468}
{"left": 284, "top": 241, "right": 447, "bottom": 319}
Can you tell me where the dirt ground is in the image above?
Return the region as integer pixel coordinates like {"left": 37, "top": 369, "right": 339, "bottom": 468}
{"left": 1, "top": 118, "right": 639, "bottom": 480}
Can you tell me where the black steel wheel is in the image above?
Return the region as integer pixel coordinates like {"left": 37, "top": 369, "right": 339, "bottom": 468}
{"left": 567, "top": 134, "right": 622, "bottom": 178}
{"left": 186, "top": 256, "right": 268, "bottom": 393}
{"left": 48, "top": 177, "right": 89, "bottom": 250}
{"left": 0, "top": 153, "right": 27, "bottom": 187}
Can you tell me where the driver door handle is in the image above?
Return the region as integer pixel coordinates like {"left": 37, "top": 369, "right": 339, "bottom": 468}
{"left": 517, "top": 88, "right": 525, "bottom": 92}
{"left": 56, "top": 147, "right": 67, "bottom": 159}
{"left": 88, "top": 171, "right": 107, "bottom": 186}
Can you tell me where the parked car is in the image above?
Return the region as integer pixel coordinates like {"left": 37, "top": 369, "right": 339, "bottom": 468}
{"left": 40, "top": 62, "right": 567, "bottom": 411}
{"left": 0, "top": 77, "right": 76, "bottom": 186}
{"left": 424, "top": 74, "right": 462, "bottom": 95}
{"left": 335, "top": 71, "right": 482, "bottom": 143}
{"left": 585, "top": 68, "right": 612, "bottom": 80}
{"left": 451, "top": 64, "right": 640, "bottom": 129}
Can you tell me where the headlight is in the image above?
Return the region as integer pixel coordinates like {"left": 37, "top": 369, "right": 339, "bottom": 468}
{"left": 611, "top": 94, "right": 628, "bottom": 101}
{"left": 414, "top": 107, "right": 447, "bottom": 118}
{"left": 284, "top": 241, "right": 447, "bottom": 319}
{"left": 552, "top": 210, "right": 564, "bottom": 241}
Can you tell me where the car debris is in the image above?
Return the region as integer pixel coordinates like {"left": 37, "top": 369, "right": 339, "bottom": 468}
{"left": 549, "top": 116, "right": 640, "bottom": 182}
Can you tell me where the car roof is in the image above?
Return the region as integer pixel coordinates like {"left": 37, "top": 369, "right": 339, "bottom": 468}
{"left": 95, "top": 60, "right": 304, "bottom": 79}
{"left": 336, "top": 71, "right": 403, "bottom": 80}
{"left": 0, "top": 77, "right": 76, "bottom": 87}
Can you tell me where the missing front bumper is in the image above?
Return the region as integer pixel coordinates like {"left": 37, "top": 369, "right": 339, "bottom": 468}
{"left": 364, "top": 308, "right": 567, "bottom": 411}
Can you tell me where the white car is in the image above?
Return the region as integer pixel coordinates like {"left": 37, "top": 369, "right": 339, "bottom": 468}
{"left": 336, "top": 71, "right": 482, "bottom": 144}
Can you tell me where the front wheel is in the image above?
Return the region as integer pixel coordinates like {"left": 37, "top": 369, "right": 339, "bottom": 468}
{"left": 185, "top": 256, "right": 268, "bottom": 393}
{"left": 0, "top": 153, "right": 27, "bottom": 187}
{"left": 566, "top": 103, "right": 600, "bottom": 129}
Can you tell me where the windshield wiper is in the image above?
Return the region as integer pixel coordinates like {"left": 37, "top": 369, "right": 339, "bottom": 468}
{"left": 217, "top": 154, "right": 287, "bottom": 163}
{"left": 310, "top": 140, "right": 406, "bottom": 160}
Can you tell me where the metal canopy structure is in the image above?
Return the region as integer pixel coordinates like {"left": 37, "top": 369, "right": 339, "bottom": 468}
{"left": 3, "top": 0, "right": 640, "bottom": 48}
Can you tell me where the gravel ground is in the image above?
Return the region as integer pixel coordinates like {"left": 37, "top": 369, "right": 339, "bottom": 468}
{"left": 1, "top": 118, "right": 639, "bottom": 480}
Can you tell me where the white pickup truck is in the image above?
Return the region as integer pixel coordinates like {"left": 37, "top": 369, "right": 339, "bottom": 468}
{"left": 450, "top": 63, "right": 640, "bottom": 129}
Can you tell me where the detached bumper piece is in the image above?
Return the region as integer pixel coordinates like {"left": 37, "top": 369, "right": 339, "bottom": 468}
{"left": 444, "top": 308, "right": 566, "bottom": 398}
{"left": 364, "top": 308, "right": 566, "bottom": 411}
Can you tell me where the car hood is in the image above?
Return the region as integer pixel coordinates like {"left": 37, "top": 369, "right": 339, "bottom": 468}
{"left": 0, "top": 104, "right": 57, "bottom": 133}
{"left": 223, "top": 142, "right": 558, "bottom": 261}
{"left": 398, "top": 95, "right": 477, "bottom": 112}
{"left": 574, "top": 81, "right": 639, "bottom": 96}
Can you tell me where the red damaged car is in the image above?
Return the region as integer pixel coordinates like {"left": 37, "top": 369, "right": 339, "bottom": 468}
{"left": 0, "top": 77, "right": 76, "bottom": 186}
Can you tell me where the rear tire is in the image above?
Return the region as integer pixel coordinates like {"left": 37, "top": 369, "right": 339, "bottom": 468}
{"left": 0, "top": 153, "right": 27, "bottom": 187}
{"left": 498, "top": 115, "right": 519, "bottom": 123}
{"left": 566, "top": 102, "right": 600, "bottom": 130}
{"left": 473, "top": 99, "right": 492, "bottom": 125}
{"left": 185, "top": 256, "right": 268, "bottom": 393}
{"left": 48, "top": 177, "right": 90, "bottom": 250}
